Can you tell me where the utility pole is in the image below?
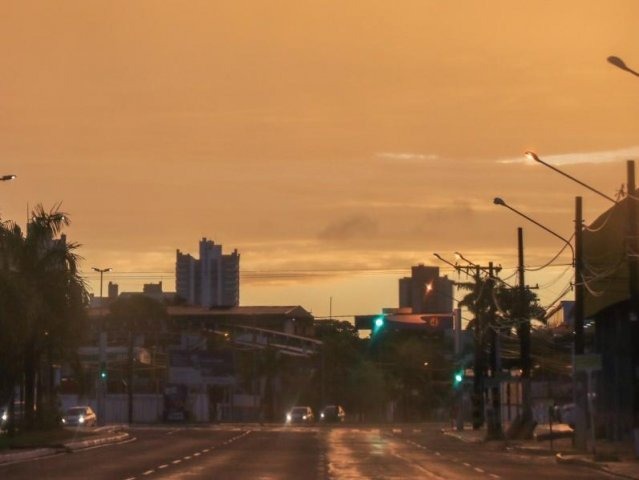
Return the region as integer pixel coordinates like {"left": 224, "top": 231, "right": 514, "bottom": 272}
{"left": 471, "top": 265, "right": 485, "bottom": 430}
{"left": 454, "top": 304, "right": 464, "bottom": 431}
{"left": 486, "top": 262, "right": 504, "bottom": 440}
{"left": 517, "top": 228, "right": 532, "bottom": 432}
{"left": 626, "top": 161, "right": 639, "bottom": 430}
{"left": 573, "top": 196, "right": 588, "bottom": 450}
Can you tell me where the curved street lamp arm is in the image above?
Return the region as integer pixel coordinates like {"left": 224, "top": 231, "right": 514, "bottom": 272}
{"left": 525, "top": 152, "right": 617, "bottom": 205}
{"left": 494, "top": 197, "right": 575, "bottom": 265}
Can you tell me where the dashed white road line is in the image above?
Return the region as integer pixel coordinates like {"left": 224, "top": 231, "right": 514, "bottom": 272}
{"left": 172, "top": 459, "right": 181, "bottom": 464}
{"left": 490, "top": 475, "right": 501, "bottom": 479}
{"left": 474, "top": 467, "right": 485, "bottom": 473}
{"left": 142, "top": 470, "right": 154, "bottom": 476}
{"left": 158, "top": 464, "right": 168, "bottom": 469}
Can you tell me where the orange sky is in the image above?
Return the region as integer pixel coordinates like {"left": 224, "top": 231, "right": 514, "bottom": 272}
{"left": 2, "top": 1, "right": 639, "bottom": 317}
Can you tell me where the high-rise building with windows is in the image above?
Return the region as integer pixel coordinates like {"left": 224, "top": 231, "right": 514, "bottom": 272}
{"left": 399, "top": 264, "right": 453, "bottom": 314}
{"left": 176, "top": 238, "right": 240, "bottom": 307}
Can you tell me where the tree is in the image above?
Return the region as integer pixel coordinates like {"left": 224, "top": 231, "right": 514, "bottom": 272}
{"left": 0, "top": 204, "right": 88, "bottom": 431}
{"left": 313, "top": 320, "right": 364, "bottom": 410}
{"left": 108, "top": 295, "right": 167, "bottom": 424}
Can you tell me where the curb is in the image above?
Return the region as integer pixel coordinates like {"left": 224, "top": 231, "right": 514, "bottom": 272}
{"left": 0, "top": 447, "right": 58, "bottom": 465}
{"left": 0, "top": 432, "right": 130, "bottom": 466}
{"left": 64, "top": 432, "right": 130, "bottom": 451}
{"left": 555, "top": 453, "right": 639, "bottom": 480}
{"left": 440, "top": 428, "right": 484, "bottom": 444}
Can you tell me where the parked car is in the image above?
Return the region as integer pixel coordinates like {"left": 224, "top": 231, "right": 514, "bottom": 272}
{"left": 0, "top": 402, "right": 26, "bottom": 431}
{"left": 62, "top": 406, "right": 97, "bottom": 427}
{"left": 320, "top": 405, "right": 345, "bottom": 423}
{"left": 286, "top": 406, "right": 314, "bottom": 424}
{"left": 554, "top": 403, "right": 575, "bottom": 428}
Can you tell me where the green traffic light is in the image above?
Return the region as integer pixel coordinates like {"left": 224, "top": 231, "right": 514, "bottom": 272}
{"left": 374, "top": 317, "right": 384, "bottom": 328}
{"left": 100, "top": 371, "right": 107, "bottom": 380}
{"left": 454, "top": 372, "right": 463, "bottom": 383}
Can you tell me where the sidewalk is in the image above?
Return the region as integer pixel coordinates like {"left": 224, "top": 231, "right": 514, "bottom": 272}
{"left": 442, "top": 423, "right": 639, "bottom": 480}
{"left": 0, "top": 428, "right": 130, "bottom": 465}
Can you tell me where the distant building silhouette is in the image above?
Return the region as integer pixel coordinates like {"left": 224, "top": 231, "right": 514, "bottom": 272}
{"left": 176, "top": 238, "right": 240, "bottom": 307}
{"left": 108, "top": 281, "right": 119, "bottom": 300}
{"left": 399, "top": 264, "right": 453, "bottom": 314}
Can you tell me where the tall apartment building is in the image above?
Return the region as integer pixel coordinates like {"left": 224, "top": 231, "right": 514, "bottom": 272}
{"left": 176, "top": 238, "right": 240, "bottom": 307}
{"left": 399, "top": 264, "right": 453, "bottom": 314}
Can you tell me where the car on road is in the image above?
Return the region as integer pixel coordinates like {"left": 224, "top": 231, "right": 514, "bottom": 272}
{"left": 62, "top": 406, "right": 97, "bottom": 427}
{"left": 320, "top": 405, "right": 345, "bottom": 423}
{"left": 286, "top": 406, "right": 314, "bottom": 424}
{"left": 555, "top": 403, "right": 575, "bottom": 428}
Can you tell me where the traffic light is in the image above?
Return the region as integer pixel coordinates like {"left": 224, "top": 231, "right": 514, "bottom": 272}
{"left": 453, "top": 369, "right": 464, "bottom": 388}
{"left": 99, "top": 362, "right": 107, "bottom": 381}
{"left": 373, "top": 315, "right": 385, "bottom": 334}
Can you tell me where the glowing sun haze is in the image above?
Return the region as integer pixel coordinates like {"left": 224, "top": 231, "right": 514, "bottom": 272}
{"left": 1, "top": 1, "right": 638, "bottom": 317}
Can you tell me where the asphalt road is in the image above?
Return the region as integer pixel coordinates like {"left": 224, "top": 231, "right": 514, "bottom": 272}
{"left": 0, "top": 424, "right": 615, "bottom": 480}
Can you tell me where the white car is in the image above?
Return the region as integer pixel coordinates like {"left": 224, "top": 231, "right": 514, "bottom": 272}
{"left": 62, "top": 406, "right": 97, "bottom": 427}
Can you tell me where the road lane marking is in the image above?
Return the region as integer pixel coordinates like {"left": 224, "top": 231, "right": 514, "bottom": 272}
{"left": 203, "top": 448, "right": 210, "bottom": 452}
{"left": 172, "top": 459, "right": 181, "bottom": 464}
{"left": 392, "top": 453, "right": 446, "bottom": 480}
{"left": 463, "top": 462, "right": 471, "bottom": 467}
{"left": 158, "top": 464, "right": 168, "bottom": 469}
{"left": 490, "top": 475, "right": 501, "bottom": 479}
{"left": 183, "top": 455, "right": 192, "bottom": 460}
{"left": 142, "top": 470, "right": 154, "bottom": 476}
{"left": 474, "top": 467, "right": 485, "bottom": 473}
{"left": 193, "top": 452, "right": 201, "bottom": 457}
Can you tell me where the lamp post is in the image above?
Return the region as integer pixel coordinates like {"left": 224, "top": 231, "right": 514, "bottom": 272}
{"left": 526, "top": 150, "right": 639, "bottom": 436}
{"left": 92, "top": 267, "right": 112, "bottom": 300}
{"left": 494, "top": 196, "right": 586, "bottom": 447}
{"left": 92, "top": 267, "right": 111, "bottom": 426}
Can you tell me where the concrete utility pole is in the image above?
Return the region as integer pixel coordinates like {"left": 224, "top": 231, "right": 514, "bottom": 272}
{"left": 486, "top": 262, "right": 504, "bottom": 440}
{"left": 626, "top": 161, "right": 639, "bottom": 430}
{"left": 471, "top": 266, "right": 485, "bottom": 430}
{"left": 573, "top": 196, "right": 588, "bottom": 451}
{"left": 517, "top": 228, "right": 532, "bottom": 430}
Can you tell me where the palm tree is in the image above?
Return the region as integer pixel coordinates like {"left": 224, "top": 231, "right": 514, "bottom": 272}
{"left": 0, "top": 204, "right": 88, "bottom": 430}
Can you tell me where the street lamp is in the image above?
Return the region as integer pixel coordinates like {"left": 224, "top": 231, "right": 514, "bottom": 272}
{"left": 494, "top": 194, "right": 587, "bottom": 448}
{"left": 524, "top": 151, "right": 617, "bottom": 205}
{"left": 607, "top": 55, "right": 639, "bottom": 77}
{"left": 92, "top": 267, "right": 112, "bottom": 301}
{"left": 493, "top": 197, "right": 575, "bottom": 264}
{"left": 608, "top": 54, "right": 639, "bottom": 434}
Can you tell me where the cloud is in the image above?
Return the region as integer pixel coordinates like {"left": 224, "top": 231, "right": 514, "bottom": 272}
{"left": 375, "top": 152, "right": 439, "bottom": 163}
{"left": 497, "top": 146, "right": 639, "bottom": 165}
{"left": 318, "top": 215, "right": 379, "bottom": 241}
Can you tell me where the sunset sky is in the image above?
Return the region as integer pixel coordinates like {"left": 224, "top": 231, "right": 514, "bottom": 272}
{"left": 2, "top": 1, "right": 639, "bottom": 318}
